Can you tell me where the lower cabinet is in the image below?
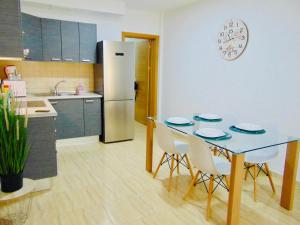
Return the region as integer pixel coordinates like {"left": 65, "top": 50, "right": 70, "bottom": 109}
{"left": 84, "top": 98, "right": 102, "bottom": 136}
{"left": 24, "top": 117, "right": 57, "bottom": 180}
{"left": 49, "top": 97, "right": 101, "bottom": 139}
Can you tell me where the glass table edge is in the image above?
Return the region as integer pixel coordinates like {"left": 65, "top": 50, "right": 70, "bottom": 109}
{"left": 146, "top": 117, "right": 299, "bottom": 155}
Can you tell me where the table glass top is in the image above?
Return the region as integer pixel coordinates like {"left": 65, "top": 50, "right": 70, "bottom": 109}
{"left": 150, "top": 116, "right": 300, "bottom": 154}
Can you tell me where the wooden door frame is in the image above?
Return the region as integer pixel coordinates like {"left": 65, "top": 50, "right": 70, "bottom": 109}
{"left": 122, "top": 32, "right": 159, "bottom": 118}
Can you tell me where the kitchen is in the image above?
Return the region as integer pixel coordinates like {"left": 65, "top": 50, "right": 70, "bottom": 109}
{"left": 1, "top": 0, "right": 300, "bottom": 225}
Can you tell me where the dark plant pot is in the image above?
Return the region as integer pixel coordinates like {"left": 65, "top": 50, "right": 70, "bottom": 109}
{"left": 0, "top": 173, "right": 23, "bottom": 193}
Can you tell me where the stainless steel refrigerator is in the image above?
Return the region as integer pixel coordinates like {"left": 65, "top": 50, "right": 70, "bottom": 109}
{"left": 94, "top": 41, "right": 135, "bottom": 143}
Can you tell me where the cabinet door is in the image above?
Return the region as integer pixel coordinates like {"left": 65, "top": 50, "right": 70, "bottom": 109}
{"left": 21, "top": 13, "right": 43, "bottom": 61}
{"left": 42, "top": 18, "right": 62, "bottom": 62}
{"left": 50, "top": 99, "right": 84, "bottom": 139}
{"left": 0, "top": 0, "right": 22, "bottom": 58}
{"left": 84, "top": 98, "right": 101, "bottom": 136}
{"left": 61, "top": 21, "right": 79, "bottom": 62}
{"left": 79, "top": 23, "right": 97, "bottom": 63}
{"left": 24, "top": 117, "right": 57, "bottom": 179}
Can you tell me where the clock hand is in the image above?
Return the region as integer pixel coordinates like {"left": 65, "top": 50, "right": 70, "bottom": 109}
{"left": 223, "top": 37, "right": 235, "bottom": 43}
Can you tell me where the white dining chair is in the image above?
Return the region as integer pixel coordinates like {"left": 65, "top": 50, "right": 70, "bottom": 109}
{"left": 183, "top": 135, "right": 231, "bottom": 219}
{"left": 153, "top": 121, "right": 194, "bottom": 192}
{"left": 244, "top": 148, "right": 278, "bottom": 201}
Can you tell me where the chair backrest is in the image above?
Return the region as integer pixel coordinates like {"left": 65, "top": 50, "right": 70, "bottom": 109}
{"left": 155, "top": 121, "right": 176, "bottom": 154}
{"left": 188, "top": 135, "right": 219, "bottom": 175}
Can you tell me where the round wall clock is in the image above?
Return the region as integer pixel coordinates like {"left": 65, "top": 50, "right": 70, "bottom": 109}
{"left": 217, "top": 19, "right": 248, "bottom": 60}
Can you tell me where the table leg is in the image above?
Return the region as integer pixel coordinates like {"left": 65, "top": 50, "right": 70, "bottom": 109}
{"left": 146, "top": 119, "right": 155, "bottom": 173}
{"left": 227, "top": 154, "right": 245, "bottom": 225}
{"left": 280, "top": 141, "right": 300, "bottom": 210}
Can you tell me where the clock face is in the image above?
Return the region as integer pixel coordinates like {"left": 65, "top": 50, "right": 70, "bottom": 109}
{"left": 218, "top": 19, "right": 248, "bottom": 60}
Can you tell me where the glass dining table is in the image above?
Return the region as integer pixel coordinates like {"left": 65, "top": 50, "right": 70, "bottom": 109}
{"left": 145, "top": 116, "right": 300, "bottom": 225}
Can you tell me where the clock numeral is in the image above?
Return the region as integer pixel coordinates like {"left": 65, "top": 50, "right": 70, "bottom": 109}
{"left": 228, "top": 52, "right": 232, "bottom": 57}
{"left": 234, "top": 50, "right": 238, "bottom": 55}
{"left": 229, "top": 21, "right": 233, "bottom": 27}
{"left": 224, "top": 26, "right": 228, "bottom": 30}
{"left": 223, "top": 51, "right": 227, "bottom": 55}
{"left": 218, "top": 39, "right": 222, "bottom": 43}
{"left": 240, "top": 28, "right": 244, "bottom": 33}
{"left": 219, "top": 46, "right": 223, "bottom": 51}
{"left": 220, "top": 32, "right": 225, "bottom": 37}
{"left": 236, "top": 22, "right": 239, "bottom": 27}
{"left": 239, "top": 44, "right": 243, "bottom": 48}
{"left": 229, "top": 29, "right": 233, "bottom": 34}
{"left": 241, "top": 35, "right": 245, "bottom": 40}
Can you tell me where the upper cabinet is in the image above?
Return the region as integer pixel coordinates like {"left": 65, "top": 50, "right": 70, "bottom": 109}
{"left": 79, "top": 23, "right": 97, "bottom": 63}
{"left": 0, "top": 0, "right": 22, "bottom": 58}
{"left": 42, "top": 18, "right": 62, "bottom": 62}
{"left": 21, "top": 13, "right": 43, "bottom": 61}
{"left": 61, "top": 21, "right": 80, "bottom": 62}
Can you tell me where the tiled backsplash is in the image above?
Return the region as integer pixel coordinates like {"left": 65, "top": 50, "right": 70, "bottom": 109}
{"left": 0, "top": 60, "right": 94, "bottom": 94}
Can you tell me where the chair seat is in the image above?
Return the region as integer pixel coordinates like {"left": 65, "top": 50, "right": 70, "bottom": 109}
{"left": 245, "top": 149, "right": 279, "bottom": 164}
{"left": 213, "top": 156, "right": 231, "bottom": 176}
{"left": 174, "top": 140, "right": 189, "bottom": 154}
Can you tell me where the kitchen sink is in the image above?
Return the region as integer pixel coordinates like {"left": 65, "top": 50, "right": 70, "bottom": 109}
{"left": 56, "top": 92, "right": 77, "bottom": 96}
{"left": 32, "top": 92, "right": 78, "bottom": 97}
{"left": 20, "top": 101, "right": 46, "bottom": 108}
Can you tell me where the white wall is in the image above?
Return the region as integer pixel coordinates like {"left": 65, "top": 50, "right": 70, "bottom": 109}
{"left": 161, "top": 0, "right": 300, "bottom": 180}
{"left": 21, "top": 2, "right": 162, "bottom": 41}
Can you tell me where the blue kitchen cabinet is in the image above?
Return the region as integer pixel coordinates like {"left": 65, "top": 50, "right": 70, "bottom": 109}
{"left": 0, "top": 0, "right": 22, "bottom": 58}
{"left": 84, "top": 98, "right": 101, "bottom": 136}
{"left": 21, "top": 13, "right": 43, "bottom": 61}
{"left": 79, "top": 23, "right": 97, "bottom": 63}
{"left": 42, "top": 18, "right": 62, "bottom": 62}
{"left": 61, "top": 21, "right": 80, "bottom": 62}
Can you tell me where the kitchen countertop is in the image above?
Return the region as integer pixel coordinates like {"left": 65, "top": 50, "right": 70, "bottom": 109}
{"left": 15, "top": 92, "right": 102, "bottom": 118}
{"left": 18, "top": 97, "right": 57, "bottom": 118}
{"left": 28, "top": 92, "right": 102, "bottom": 100}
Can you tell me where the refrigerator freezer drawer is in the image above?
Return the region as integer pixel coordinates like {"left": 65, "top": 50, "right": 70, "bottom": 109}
{"left": 104, "top": 100, "right": 134, "bottom": 143}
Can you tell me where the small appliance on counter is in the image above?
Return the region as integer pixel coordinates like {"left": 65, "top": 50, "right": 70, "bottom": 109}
{"left": 4, "top": 65, "right": 21, "bottom": 80}
{"left": 2, "top": 80, "right": 27, "bottom": 97}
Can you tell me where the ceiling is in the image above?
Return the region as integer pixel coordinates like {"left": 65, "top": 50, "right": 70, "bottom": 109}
{"left": 22, "top": 0, "right": 200, "bottom": 15}
{"left": 123, "top": 0, "right": 200, "bottom": 12}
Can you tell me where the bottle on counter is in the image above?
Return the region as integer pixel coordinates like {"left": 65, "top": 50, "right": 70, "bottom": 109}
{"left": 76, "top": 83, "right": 84, "bottom": 95}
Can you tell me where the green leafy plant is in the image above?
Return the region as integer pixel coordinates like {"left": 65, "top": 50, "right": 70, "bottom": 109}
{"left": 0, "top": 93, "right": 30, "bottom": 176}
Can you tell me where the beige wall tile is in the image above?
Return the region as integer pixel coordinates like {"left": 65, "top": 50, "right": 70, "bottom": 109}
{"left": 0, "top": 60, "right": 94, "bottom": 93}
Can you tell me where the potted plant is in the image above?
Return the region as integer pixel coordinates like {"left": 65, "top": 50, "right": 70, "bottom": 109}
{"left": 0, "top": 93, "right": 30, "bottom": 193}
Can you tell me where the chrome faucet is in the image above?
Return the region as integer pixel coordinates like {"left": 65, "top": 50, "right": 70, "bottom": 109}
{"left": 53, "top": 80, "right": 66, "bottom": 96}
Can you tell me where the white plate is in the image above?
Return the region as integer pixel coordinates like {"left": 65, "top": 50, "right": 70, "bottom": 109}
{"left": 166, "top": 117, "right": 191, "bottom": 125}
{"left": 198, "top": 113, "right": 222, "bottom": 120}
{"left": 195, "top": 128, "right": 226, "bottom": 138}
{"left": 235, "top": 123, "right": 263, "bottom": 132}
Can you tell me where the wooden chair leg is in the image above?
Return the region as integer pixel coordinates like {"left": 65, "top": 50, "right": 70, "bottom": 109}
{"left": 184, "top": 154, "right": 194, "bottom": 178}
{"left": 224, "top": 175, "right": 230, "bottom": 189}
{"left": 168, "top": 154, "right": 175, "bottom": 192}
{"left": 176, "top": 154, "right": 180, "bottom": 174}
{"left": 213, "top": 147, "right": 218, "bottom": 156}
{"left": 225, "top": 150, "right": 232, "bottom": 162}
{"left": 244, "top": 163, "right": 249, "bottom": 181}
{"left": 183, "top": 171, "right": 200, "bottom": 200}
{"left": 153, "top": 152, "right": 166, "bottom": 178}
{"left": 253, "top": 165, "right": 257, "bottom": 201}
{"left": 206, "top": 175, "right": 214, "bottom": 220}
{"left": 264, "top": 163, "right": 276, "bottom": 194}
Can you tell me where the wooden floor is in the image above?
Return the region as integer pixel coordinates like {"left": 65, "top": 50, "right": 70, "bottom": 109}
{"left": 23, "top": 123, "right": 300, "bottom": 225}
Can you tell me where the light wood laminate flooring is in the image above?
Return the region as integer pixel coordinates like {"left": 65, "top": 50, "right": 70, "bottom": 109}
{"left": 23, "top": 123, "right": 300, "bottom": 225}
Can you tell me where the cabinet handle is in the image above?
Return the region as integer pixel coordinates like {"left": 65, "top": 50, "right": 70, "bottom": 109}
{"left": 81, "top": 59, "right": 92, "bottom": 62}
{"left": 51, "top": 58, "right": 61, "bottom": 61}
{"left": 85, "top": 100, "right": 95, "bottom": 103}
{"left": 50, "top": 101, "right": 58, "bottom": 105}
{"left": 64, "top": 58, "right": 73, "bottom": 62}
